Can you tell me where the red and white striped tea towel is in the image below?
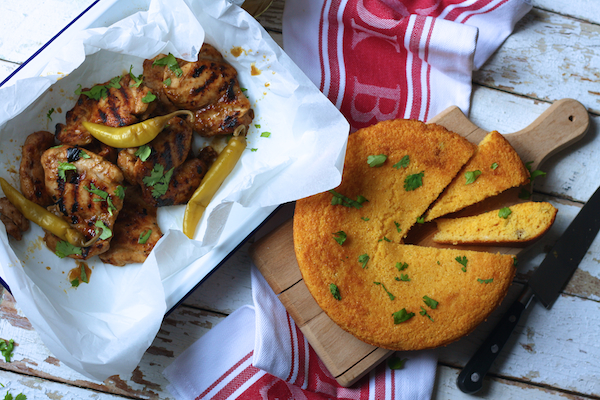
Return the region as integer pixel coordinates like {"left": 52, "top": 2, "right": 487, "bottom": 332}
{"left": 282, "top": 0, "right": 532, "bottom": 131}
{"left": 164, "top": 265, "right": 438, "bottom": 400}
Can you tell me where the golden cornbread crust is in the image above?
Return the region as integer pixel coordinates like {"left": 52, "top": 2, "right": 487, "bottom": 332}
{"left": 294, "top": 119, "right": 516, "bottom": 350}
{"left": 433, "top": 201, "right": 558, "bottom": 245}
{"left": 426, "top": 131, "right": 530, "bottom": 221}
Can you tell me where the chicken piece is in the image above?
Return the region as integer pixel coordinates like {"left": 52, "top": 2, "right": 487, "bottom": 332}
{"left": 84, "top": 140, "right": 118, "bottom": 165}
{"left": 117, "top": 116, "right": 193, "bottom": 185}
{"left": 99, "top": 186, "right": 163, "bottom": 266}
{"left": 139, "top": 157, "right": 209, "bottom": 207}
{"left": 19, "top": 131, "right": 55, "bottom": 207}
{"left": 149, "top": 44, "right": 253, "bottom": 137}
{"left": 0, "top": 197, "right": 29, "bottom": 240}
{"left": 41, "top": 146, "right": 125, "bottom": 259}
{"left": 55, "top": 74, "right": 157, "bottom": 146}
{"left": 142, "top": 56, "right": 179, "bottom": 115}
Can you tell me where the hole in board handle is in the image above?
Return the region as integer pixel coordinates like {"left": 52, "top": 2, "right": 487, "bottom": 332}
{"left": 569, "top": 115, "right": 574, "bottom": 121}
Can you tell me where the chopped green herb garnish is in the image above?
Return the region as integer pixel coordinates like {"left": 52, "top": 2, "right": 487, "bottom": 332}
{"left": 374, "top": 282, "right": 395, "bottom": 301}
{"left": 94, "top": 220, "right": 112, "bottom": 240}
{"left": 358, "top": 253, "right": 370, "bottom": 269}
{"left": 55, "top": 241, "right": 82, "bottom": 259}
{"left": 394, "top": 221, "right": 401, "bottom": 233}
{"left": 142, "top": 91, "right": 156, "bottom": 103}
{"left": 498, "top": 207, "right": 512, "bottom": 219}
{"left": 129, "top": 65, "right": 144, "bottom": 87}
{"left": 465, "top": 170, "right": 482, "bottom": 184}
{"left": 513, "top": 257, "right": 518, "bottom": 266}
{"left": 392, "top": 308, "right": 415, "bottom": 324}
{"left": 399, "top": 274, "right": 410, "bottom": 281}
{"left": 85, "top": 182, "right": 108, "bottom": 200}
{"left": 153, "top": 53, "right": 183, "bottom": 77}
{"left": 423, "top": 295, "right": 438, "bottom": 309}
{"left": 404, "top": 171, "right": 424, "bottom": 191}
{"left": 530, "top": 169, "right": 547, "bottom": 180}
{"left": 138, "top": 229, "right": 152, "bottom": 244}
{"left": 79, "top": 150, "right": 90, "bottom": 159}
{"left": 254, "top": 124, "right": 261, "bottom": 129}
{"left": 251, "top": 148, "right": 258, "bottom": 152}
{"left": 260, "top": 132, "right": 271, "bottom": 138}
{"left": 378, "top": 236, "right": 391, "bottom": 242}
{"left": 455, "top": 256, "right": 468, "bottom": 272}
{"left": 0, "top": 338, "right": 14, "bottom": 362}
{"left": 477, "top": 278, "right": 494, "bottom": 284}
{"left": 79, "top": 263, "right": 89, "bottom": 284}
{"left": 332, "top": 231, "right": 347, "bottom": 246}
{"left": 47, "top": 108, "right": 55, "bottom": 121}
{"left": 416, "top": 215, "right": 425, "bottom": 224}
{"left": 387, "top": 356, "right": 407, "bottom": 370}
{"left": 393, "top": 155, "right": 410, "bottom": 169}
{"left": 329, "top": 190, "right": 368, "bottom": 209}
{"left": 395, "top": 262, "right": 408, "bottom": 271}
{"left": 75, "top": 76, "right": 121, "bottom": 100}
{"left": 329, "top": 283, "right": 341, "bottom": 300}
{"left": 142, "top": 164, "right": 174, "bottom": 198}
{"left": 135, "top": 145, "right": 152, "bottom": 161}
{"left": 367, "top": 154, "right": 387, "bottom": 167}
{"left": 491, "top": 162, "right": 499, "bottom": 170}
{"left": 57, "top": 162, "right": 77, "bottom": 181}
{"left": 420, "top": 307, "right": 434, "bottom": 322}
{"left": 163, "top": 77, "right": 172, "bottom": 86}
{"left": 114, "top": 185, "right": 126, "bottom": 200}
{"left": 361, "top": 217, "right": 370, "bottom": 221}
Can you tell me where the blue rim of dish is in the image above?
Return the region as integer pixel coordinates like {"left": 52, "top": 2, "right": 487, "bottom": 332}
{"left": 0, "top": 1, "right": 284, "bottom": 311}
{"left": 0, "top": 0, "right": 101, "bottom": 88}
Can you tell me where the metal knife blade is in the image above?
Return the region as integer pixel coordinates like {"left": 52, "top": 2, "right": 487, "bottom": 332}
{"left": 528, "top": 186, "right": 600, "bottom": 308}
{"left": 457, "top": 184, "right": 600, "bottom": 394}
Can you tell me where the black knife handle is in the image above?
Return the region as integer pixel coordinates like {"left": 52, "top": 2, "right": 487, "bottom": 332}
{"left": 456, "top": 295, "right": 528, "bottom": 393}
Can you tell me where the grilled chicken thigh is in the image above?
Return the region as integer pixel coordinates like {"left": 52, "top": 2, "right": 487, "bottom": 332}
{"left": 99, "top": 186, "right": 162, "bottom": 266}
{"left": 20, "top": 131, "right": 55, "bottom": 207}
{"left": 117, "top": 116, "right": 214, "bottom": 207}
{"left": 0, "top": 197, "right": 29, "bottom": 240}
{"left": 55, "top": 74, "right": 157, "bottom": 145}
{"left": 41, "top": 146, "right": 125, "bottom": 259}
{"left": 144, "top": 44, "right": 253, "bottom": 137}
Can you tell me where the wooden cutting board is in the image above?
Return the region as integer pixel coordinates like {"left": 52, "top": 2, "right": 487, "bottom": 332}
{"left": 248, "top": 99, "right": 589, "bottom": 387}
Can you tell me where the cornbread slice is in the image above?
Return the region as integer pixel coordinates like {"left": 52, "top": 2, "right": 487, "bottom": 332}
{"left": 293, "top": 119, "right": 520, "bottom": 351}
{"left": 433, "top": 201, "right": 557, "bottom": 245}
{"left": 425, "top": 131, "right": 530, "bottom": 221}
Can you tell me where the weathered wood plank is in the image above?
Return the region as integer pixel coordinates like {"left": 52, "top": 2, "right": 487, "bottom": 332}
{"left": 1, "top": 288, "right": 227, "bottom": 399}
{"left": 0, "top": 369, "right": 128, "bottom": 400}
{"left": 433, "top": 364, "right": 597, "bottom": 400}
{"left": 474, "top": 8, "right": 600, "bottom": 115}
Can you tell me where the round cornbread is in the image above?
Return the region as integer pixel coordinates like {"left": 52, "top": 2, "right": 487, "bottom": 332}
{"left": 293, "top": 119, "right": 516, "bottom": 351}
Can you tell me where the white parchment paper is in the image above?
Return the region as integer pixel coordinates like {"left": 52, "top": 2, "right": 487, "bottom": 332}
{"left": 0, "top": 0, "right": 349, "bottom": 381}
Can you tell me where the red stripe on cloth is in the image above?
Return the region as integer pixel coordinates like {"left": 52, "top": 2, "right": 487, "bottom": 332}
{"left": 408, "top": 16, "right": 426, "bottom": 120}
{"left": 326, "top": 0, "right": 344, "bottom": 105}
{"left": 196, "top": 351, "right": 255, "bottom": 400}
{"left": 462, "top": 0, "right": 510, "bottom": 23}
{"left": 210, "top": 364, "right": 263, "bottom": 400}
{"left": 318, "top": 0, "right": 329, "bottom": 93}
{"left": 284, "top": 313, "right": 297, "bottom": 383}
{"left": 444, "top": 0, "right": 496, "bottom": 21}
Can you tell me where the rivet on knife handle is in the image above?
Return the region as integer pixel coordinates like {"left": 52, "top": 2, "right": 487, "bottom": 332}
{"left": 456, "top": 286, "right": 533, "bottom": 394}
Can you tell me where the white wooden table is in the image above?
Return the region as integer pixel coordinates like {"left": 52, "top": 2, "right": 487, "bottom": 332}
{"left": 1, "top": 0, "right": 600, "bottom": 399}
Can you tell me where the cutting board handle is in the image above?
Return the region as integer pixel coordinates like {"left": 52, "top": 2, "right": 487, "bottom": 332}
{"left": 507, "top": 98, "right": 589, "bottom": 171}
{"left": 429, "top": 98, "right": 589, "bottom": 171}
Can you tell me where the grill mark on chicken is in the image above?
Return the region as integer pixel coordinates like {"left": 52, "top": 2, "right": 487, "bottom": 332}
{"left": 19, "top": 131, "right": 55, "bottom": 207}
{"left": 66, "top": 147, "right": 81, "bottom": 162}
{"left": 192, "top": 65, "right": 207, "bottom": 78}
{"left": 41, "top": 146, "right": 124, "bottom": 259}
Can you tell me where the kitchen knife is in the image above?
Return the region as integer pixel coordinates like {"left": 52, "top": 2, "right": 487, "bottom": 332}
{"left": 456, "top": 184, "right": 600, "bottom": 394}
